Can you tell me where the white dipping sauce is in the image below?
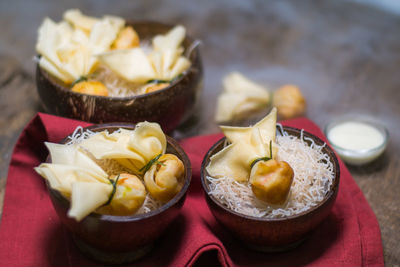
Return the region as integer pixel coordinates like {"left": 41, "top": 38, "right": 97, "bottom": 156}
{"left": 327, "top": 121, "right": 386, "bottom": 165}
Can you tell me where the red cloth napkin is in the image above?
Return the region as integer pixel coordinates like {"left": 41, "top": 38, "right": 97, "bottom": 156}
{"left": 0, "top": 113, "right": 383, "bottom": 266}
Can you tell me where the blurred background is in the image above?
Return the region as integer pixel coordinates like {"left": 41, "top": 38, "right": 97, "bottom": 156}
{"left": 1, "top": 0, "right": 400, "bottom": 136}
{"left": 0, "top": 0, "right": 399, "bottom": 264}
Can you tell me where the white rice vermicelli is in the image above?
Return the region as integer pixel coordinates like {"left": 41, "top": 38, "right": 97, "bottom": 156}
{"left": 206, "top": 129, "right": 334, "bottom": 219}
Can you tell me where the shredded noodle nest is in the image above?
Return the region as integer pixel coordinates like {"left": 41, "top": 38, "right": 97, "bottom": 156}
{"left": 206, "top": 127, "right": 334, "bottom": 219}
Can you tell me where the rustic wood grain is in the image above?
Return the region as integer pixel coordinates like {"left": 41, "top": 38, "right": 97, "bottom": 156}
{"left": 0, "top": 0, "right": 399, "bottom": 265}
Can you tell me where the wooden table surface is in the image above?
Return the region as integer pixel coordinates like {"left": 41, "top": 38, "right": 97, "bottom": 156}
{"left": 0, "top": 0, "right": 399, "bottom": 265}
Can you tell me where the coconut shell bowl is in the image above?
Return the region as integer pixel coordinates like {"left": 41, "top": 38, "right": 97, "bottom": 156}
{"left": 46, "top": 123, "right": 191, "bottom": 264}
{"left": 200, "top": 126, "right": 340, "bottom": 252}
{"left": 36, "top": 21, "right": 203, "bottom": 133}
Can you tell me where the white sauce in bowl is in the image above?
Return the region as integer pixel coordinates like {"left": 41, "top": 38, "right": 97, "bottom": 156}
{"left": 328, "top": 122, "right": 384, "bottom": 151}
{"left": 327, "top": 120, "right": 388, "bottom": 165}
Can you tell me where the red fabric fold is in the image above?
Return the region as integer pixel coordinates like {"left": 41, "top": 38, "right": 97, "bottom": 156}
{"left": 0, "top": 113, "right": 383, "bottom": 266}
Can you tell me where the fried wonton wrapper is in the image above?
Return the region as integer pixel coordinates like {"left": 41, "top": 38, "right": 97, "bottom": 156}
{"left": 206, "top": 108, "right": 277, "bottom": 182}
{"left": 35, "top": 122, "right": 167, "bottom": 221}
{"left": 36, "top": 9, "right": 124, "bottom": 84}
{"left": 35, "top": 144, "right": 150, "bottom": 221}
{"left": 206, "top": 140, "right": 262, "bottom": 182}
{"left": 220, "top": 107, "right": 277, "bottom": 151}
{"left": 69, "top": 182, "right": 112, "bottom": 220}
{"left": 97, "top": 48, "right": 157, "bottom": 83}
{"left": 78, "top": 122, "right": 166, "bottom": 174}
{"left": 144, "top": 154, "right": 184, "bottom": 202}
{"left": 128, "top": 122, "right": 167, "bottom": 161}
{"left": 152, "top": 25, "right": 186, "bottom": 52}
{"left": 98, "top": 25, "right": 190, "bottom": 82}
{"left": 64, "top": 9, "right": 99, "bottom": 33}
{"left": 151, "top": 25, "right": 190, "bottom": 80}
{"left": 35, "top": 142, "right": 113, "bottom": 221}
{"left": 215, "top": 72, "right": 271, "bottom": 122}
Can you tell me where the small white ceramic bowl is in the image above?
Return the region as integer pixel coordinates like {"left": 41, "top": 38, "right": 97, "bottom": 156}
{"left": 325, "top": 115, "right": 389, "bottom": 165}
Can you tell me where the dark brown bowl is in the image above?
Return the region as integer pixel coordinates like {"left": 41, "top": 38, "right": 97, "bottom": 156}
{"left": 47, "top": 123, "right": 192, "bottom": 264}
{"left": 36, "top": 21, "right": 203, "bottom": 133}
{"left": 201, "top": 126, "right": 340, "bottom": 252}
